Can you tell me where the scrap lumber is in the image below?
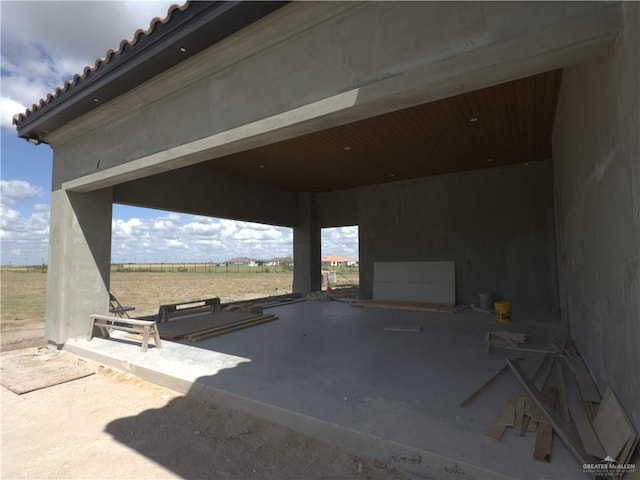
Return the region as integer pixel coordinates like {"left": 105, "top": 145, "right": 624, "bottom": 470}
{"left": 534, "top": 423, "right": 555, "bottom": 462}
{"left": 485, "top": 330, "right": 528, "bottom": 352}
{"left": 569, "top": 404, "right": 606, "bottom": 459}
{"left": 383, "top": 326, "right": 422, "bottom": 333}
{"left": 533, "top": 385, "right": 559, "bottom": 462}
{"left": 484, "top": 395, "right": 518, "bottom": 442}
{"left": 185, "top": 314, "right": 278, "bottom": 341}
{"left": 555, "top": 359, "right": 570, "bottom": 423}
{"left": 460, "top": 359, "right": 522, "bottom": 408}
{"left": 592, "top": 386, "right": 635, "bottom": 461}
{"left": 352, "top": 300, "right": 464, "bottom": 313}
{"left": 158, "top": 311, "right": 261, "bottom": 340}
{"left": 514, "top": 396, "right": 526, "bottom": 430}
{"left": 506, "top": 359, "right": 596, "bottom": 468}
{"left": 561, "top": 350, "right": 601, "bottom": 403}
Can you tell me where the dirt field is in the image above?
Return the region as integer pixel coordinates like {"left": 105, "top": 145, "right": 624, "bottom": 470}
{"left": 1, "top": 347, "right": 405, "bottom": 480}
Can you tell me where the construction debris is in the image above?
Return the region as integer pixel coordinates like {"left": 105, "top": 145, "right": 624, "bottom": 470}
{"left": 157, "top": 311, "right": 278, "bottom": 342}
{"left": 484, "top": 330, "right": 528, "bottom": 353}
{"left": 351, "top": 300, "right": 466, "bottom": 313}
{"left": 382, "top": 326, "right": 422, "bottom": 333}
{"left": 463, "top": 339, "right": 637, "bottom": 478}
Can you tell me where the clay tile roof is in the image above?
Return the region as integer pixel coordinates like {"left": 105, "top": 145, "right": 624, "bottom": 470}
{"left": 12, "top": 2, "right": 190, "bottom": 127}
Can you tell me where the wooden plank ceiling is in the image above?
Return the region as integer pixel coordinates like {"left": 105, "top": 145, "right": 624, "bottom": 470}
{"left": 205, "top": 69, "right": 562, "bottom": 192}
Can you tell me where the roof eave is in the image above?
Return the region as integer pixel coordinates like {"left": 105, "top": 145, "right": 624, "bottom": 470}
{"left": 14, "top": 1, "right": 288, "bottom": 144}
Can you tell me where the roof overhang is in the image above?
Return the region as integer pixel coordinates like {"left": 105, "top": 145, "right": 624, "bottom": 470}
{"left": 13, "top": 1, "right": 288, "bottom": 144}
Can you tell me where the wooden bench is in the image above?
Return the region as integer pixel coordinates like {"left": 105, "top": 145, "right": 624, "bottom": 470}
{"left": 88, "top": 314, "right": 162, "bottom": 352}
{"left": 157, "top": 297, "right": 221, "bottom": 323}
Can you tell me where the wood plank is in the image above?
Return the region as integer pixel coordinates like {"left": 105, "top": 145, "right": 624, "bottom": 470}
{"left": 460, "top": 362, "right": 520, "bottom": 408}
{"left": 0, "top": 351, "right": 95, "bottom": 394}
{"left": 533, "top": 423, "right": 554, "bottom": 461}
{"left": 186, "top": 315, "right": 278, "bottom": 341}
{"left": 352, "top": 300, "right": 459, "bottom": 313}
{"left": 592, "top": 386, "right": 635, "bottom": 460}
{"left": 507, "top": 359, "right": 596, "bottom": 468}
{"left": 514, "top": 396, "right": 526, "bottom": 430}
{"left": 383, "top": 326, "right": 422, "bottom": 333}
{"left": 484, "top": 396, "right": 517, "bottom": 442}
{"left": 185, "top": 315, "right": 277, "bottom": 339}
{"left": 570, "top": 404, "right": 606, "bottom": 459}
{"left": 158, "top": 311, "right": 262, "bottom": 339}
{"left": 562, "top": 351, "right": 601, "bottom": 403}
{"left": 556, "top": 358, "right": 570, "bottom": 422}
{"left": 618, "top": 433, "right": 639, "bottom": 466}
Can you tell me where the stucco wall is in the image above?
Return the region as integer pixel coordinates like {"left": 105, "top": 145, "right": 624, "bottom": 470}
{"left": 552, "top": 2, "right": 639, "bottom": 430}
{"left": 319, "top": 161, "right": 559, "bottom": 311}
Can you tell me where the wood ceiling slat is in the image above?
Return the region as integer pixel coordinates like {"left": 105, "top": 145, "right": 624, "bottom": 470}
{"left": 206, "top": 69, "right": 563, "bottom": 192}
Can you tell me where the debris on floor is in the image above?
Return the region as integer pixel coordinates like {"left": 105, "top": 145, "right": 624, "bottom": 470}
{"left": 157, "top": 311, "right": 278, "bottom": 342}
{"left": 383, "top": 326, "right": 422, "bottom": 333}
{"left": 351, "top": 300, "right": 466, "bottom": 313}
{"left": 463, "top": 340, "right": 638, "bottom": 478}
{"left": 484, "top": 330, "right": 528, "bottom": 353}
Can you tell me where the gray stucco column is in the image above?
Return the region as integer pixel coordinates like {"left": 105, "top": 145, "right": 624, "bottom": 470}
{"left": 45, "top": 188, "right": 113, "bottom": 345}
{"left": 293, "top": 192, "right": 321, "bottom": 295}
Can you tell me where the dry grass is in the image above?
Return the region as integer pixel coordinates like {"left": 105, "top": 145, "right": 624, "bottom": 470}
{"left": 110, "top": 271, "right": 294, "bottom": 315}
{"left": 1, "top": 271, "right": 294, "bottom": 329}
{"left": 1, "top": 268, "right": 358, "bottom": 330}
{"left": 1, "top": 272, "right": 48, "bottom": 329}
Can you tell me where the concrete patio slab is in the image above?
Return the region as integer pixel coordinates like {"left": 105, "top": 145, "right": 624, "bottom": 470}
{"left": 65, "top": 300, "right": 584, "bottom": 479}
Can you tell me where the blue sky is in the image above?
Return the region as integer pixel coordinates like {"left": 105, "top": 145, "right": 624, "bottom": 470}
{"left": 0, "top": 1, "right": 358, "bottom": 265}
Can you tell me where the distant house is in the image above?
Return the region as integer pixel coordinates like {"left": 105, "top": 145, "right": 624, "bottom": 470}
{"left": 321, "top": 254, "right": 358, "bottom": 267}
{"left": 225, "top": 257, "right": 255, "bottom": 266}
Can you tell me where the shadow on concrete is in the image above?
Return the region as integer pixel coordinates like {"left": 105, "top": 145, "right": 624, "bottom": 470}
{"left": 100, "top": 301, "right": 581, "bottom": 480}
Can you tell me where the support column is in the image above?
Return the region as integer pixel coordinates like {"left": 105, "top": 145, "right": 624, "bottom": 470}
{"left": 293, "top": 192, "right": 321, "bottom": 295}
{"left": 46, "top": 188, "right": 113, "bottom": 345}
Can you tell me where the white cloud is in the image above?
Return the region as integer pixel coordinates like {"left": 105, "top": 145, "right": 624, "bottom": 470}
{"left": 0, "top": 179, "right": 44, "bottom": 204}
{"left": 0, "top": 180, "right": 50, "bottom": 264}
{"left": 1, "top": 1, "right": 176, "bottom": 129}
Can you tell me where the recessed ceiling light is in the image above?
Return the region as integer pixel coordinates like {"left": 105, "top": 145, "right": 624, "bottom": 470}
{"left": 389, "top": 173, "right": 396, "bottom": 177}
{"left": 487, "top": 158, "right": 494, "bottom": 162}
{"left": 179, "top": 47, "right": 187, "bottom": 53}
{"left": 259, "top": 165, "right": 265, "bottom": 169}
{"left": 92, "top": 98, "right": 99, "bottom": 103}
{"left": 469, "top": 116, "right": 479, "bottom": 123}
{"left": 344, "top": 146, "right": 351, "bottom": 150}
{"left": 524, "top": 162, "right": 529, "bottom": 166}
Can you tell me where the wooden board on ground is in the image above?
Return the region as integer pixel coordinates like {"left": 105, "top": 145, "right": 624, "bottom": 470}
{"left": 592, "top": 386, "right": 635, "bottom": 460}
{"left": 185, "top": 314, "right": 278, "bottom": 341}
{"left": 372, "top": 261, "right": 455, "bottom": 304}
{"left": 352, "top": 300, "right": 462, "bottom": 314}
{"left": 158, "top": 311, "right": 263, "bottom": 339}
{"left": 562, "top": 351, "right": 601, "bottom": 403}
{"left": 0, "top": 348, "right": 95, "bottom": 394}
{"left": 507, "top": 359, "right": 595, "bottom": 466}
{"left": 484, "top": 395, "right": 517, "bottom": 442}
{"left": 570, "top": 404, "right": 606, "bottom": 459}
{"left": 533, "top": 424, "right": 554, "bottom": 461}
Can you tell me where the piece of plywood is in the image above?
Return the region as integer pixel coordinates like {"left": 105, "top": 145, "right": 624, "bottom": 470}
{"left": 158, "top": 311, "right": 261, "bottom": 339}
{"left": 0, "top": 349, "right": 95, "bottom": 394}
{"left": 570, "top": 404, "right": 606, "bottom": 459}
{"left": 515, "top": 396, "right": 526, "bottom": 430}
{"left": 592, "top": 386, "right": 634, "bottom": 460}
{"left": 373, "top": 261, "right": 455, "bottom": 304}
{"left": 562, "top": 351, "right": 601, "bottom": 403}
{"left": 507, "top": 359, "right": 595, "bottom": 466}
{"left": 533, "top": 423, "right": 554, "bottom": 461}
{"left": 484, "top": 396, "right": 517, "bottom": 442}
